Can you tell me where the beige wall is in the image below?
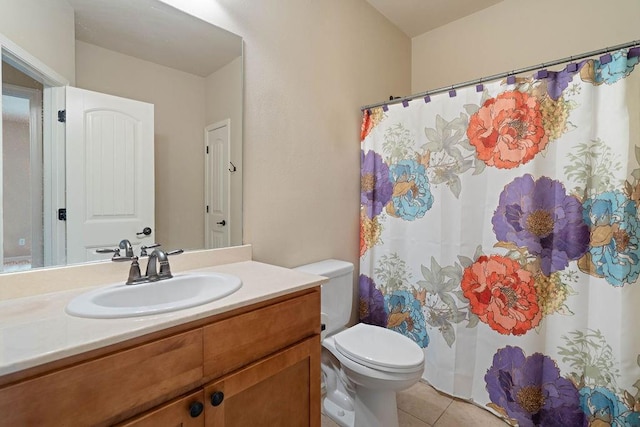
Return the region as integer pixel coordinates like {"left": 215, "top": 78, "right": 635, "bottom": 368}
{"left": 3, "top": 62, "right": 44, "bottom": 90}
{"left": 160, "top": 0, "right": 411, "bottom": 270}
{"left": 412, "top": 0, "right": 640, "bottom": 92}
{"left": 0, "top": 0, "right": 75, "bottom": 84}
{"left": 75, "top": 41, "right": 207, "bottom": 251}
{"left": 205, "top": 56, "right": 243, "bottom": 247}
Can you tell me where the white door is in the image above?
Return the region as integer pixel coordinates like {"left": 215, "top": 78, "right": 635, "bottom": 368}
{"left": 66, "top": 87, "right": 154, "bottom": 263}
{"left": 205, "top": 120, "right": 230, "bottom": 248}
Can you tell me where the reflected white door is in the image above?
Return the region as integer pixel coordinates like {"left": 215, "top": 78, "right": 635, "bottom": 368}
{"left": 66, "top": 87, "right": 154, "bottom": 263}
{"left": 205, "top": 120, "right": 230, "bottom": 248}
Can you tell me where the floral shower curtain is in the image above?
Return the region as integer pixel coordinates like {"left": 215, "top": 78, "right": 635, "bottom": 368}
{"left": 359, "top": 46, "right": 640, "bottom": 426}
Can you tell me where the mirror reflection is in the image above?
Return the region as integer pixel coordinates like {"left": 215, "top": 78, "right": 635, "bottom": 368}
{"left": 1, "top": 0, "right": 243, "bottom": 273}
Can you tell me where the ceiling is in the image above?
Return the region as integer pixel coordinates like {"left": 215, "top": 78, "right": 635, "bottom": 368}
{"left": 67, "top": 0, "right": 242, "bottom": 77}
{"left": 366, "top": 0, "right": 504, "bottom": 37}
{"left": 64, "top": 0, "right": 503, "bottom": 76}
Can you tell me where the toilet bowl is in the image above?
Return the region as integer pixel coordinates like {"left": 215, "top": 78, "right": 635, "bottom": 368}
{"left": 323, "top": 323, "right": 424, "bottom": 427}
{"left": 294, "top": 260, "right": 425, "bottom": 427}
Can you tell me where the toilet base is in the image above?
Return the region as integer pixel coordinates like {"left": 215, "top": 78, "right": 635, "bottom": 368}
{"left": 323, "top": 397, "right": 354, "bottom": 427}
{"left": 354, "top": 387, "right": 399, "bottom": 427}
{"left": 323, "top": 387, "right": 399, "bottom": 427}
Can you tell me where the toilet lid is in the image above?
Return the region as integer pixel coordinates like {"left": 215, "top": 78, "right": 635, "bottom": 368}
{"left": 333, "top": 323, "right": 424, "bottom": 372}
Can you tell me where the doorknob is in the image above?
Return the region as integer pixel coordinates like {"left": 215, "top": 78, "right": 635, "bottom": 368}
{"left": 216, "top": 220, "right": 226, "bottom": 226}
{"left": 136, "top": 227, "right": 152, "bottom": 236}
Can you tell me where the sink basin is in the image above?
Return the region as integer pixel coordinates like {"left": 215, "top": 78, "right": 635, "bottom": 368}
{"left": 66, "top": 272, "right": 242, "bottom": 318}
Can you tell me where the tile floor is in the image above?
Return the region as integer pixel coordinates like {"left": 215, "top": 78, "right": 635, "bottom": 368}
{"left": 321, "top": 381, "right": 507, "bottom": 427}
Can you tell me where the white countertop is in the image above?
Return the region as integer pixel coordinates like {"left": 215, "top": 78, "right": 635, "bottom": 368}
{"left": 0, "top": 260, "right": 325, "bottom": 377}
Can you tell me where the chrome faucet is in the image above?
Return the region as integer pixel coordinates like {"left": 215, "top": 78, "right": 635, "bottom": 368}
{"left": 98, "top": 241, "right": 184, "bottom": 285}
{"left": 118, "top": 239, "right": 135, "bottom": 258}
{"left": 145, "top": 248, "right": 184, "bottom": 282}
{"left": 124, "top": 256, "right": 145, "bottom": 285}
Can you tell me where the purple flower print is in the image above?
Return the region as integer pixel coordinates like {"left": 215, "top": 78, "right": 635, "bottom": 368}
{"left": 543, "top": 60, "right": 588, "bottom": 100}
{"left": 358, "top": 274, "right": 387, "bottom": 327}
{"left": 485, "top": 346, "right": 587, "bottom": 427}
{"left": 545, "top": 70, "right": 574, "bottom": 101}
{"left": 361, "top": 150, "right": 392, "bottom": 219}
{"left": 492, "top": 174, "right": 590, "bottom": 276}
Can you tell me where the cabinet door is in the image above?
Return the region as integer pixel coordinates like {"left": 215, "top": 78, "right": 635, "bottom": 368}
{"left": 204, "top": 336, "right": 321, "bottom": 427}
{"left": 203, "top": 290, "right": 320, "bottom": 379}
{"left": 0, "top": 329, "right": 203, "bottom": 426}
{"left": 117, "top": 390, "right": 205, "bottom": 427}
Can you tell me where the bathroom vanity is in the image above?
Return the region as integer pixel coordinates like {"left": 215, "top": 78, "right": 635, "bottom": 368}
{"left": 0, "top": 251, "right": 323, "bottom": 426}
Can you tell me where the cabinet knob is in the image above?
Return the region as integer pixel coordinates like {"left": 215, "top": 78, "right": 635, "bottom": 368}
{"left": 210, "top": 391, "right": 225, "bottom": 406}
{"left": 189, "top": 401, "right": 204, "bottom": 418}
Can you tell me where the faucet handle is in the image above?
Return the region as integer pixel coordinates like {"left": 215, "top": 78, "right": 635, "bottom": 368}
{"left": 111, "top": 255, "right": 136, "bottom": 262}
{"left": 125, "top": 256, "right": 143, "bottom": 284}
{"left": 157, "top": 249, "right": 184, "bottom": 279}
{"left": 96, "top": 247, "right": 121, "bottom": 260}
{"left": 111, "top": 256, "right": 145, "bottom": 285}
{"left": 140, "top": 243, "right": 161, "bottom": 257}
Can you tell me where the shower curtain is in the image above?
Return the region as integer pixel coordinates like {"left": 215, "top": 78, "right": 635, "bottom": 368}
{"left": 359, "top": 46, "right": 640, "bottom": 426}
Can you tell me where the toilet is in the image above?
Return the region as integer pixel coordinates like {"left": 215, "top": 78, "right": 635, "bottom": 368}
{"left": 295, "top": 260, "right": 425, "bottom": 427}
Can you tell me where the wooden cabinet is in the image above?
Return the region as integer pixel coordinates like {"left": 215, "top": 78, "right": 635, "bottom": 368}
{"left": 0, "top": 330, "right": 203, "bottom": 426}
{"left": 0, "top": 288, "right": 321, "bottom": 427}
{"left": 203, "top": 291, "right": 320, "bottom": 379}
{"left": 118, "top": 390, "right": 206, "bottom": 427}
{"left": 205, "top": 336, "right": 320, "bottom": 427}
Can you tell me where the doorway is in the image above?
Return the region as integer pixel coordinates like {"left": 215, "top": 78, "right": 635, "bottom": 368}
{"left": 1, "top": 37, "right": 69, "bottom": 271}
{"left": 2, "top": 61, "right": 46, "bottom": 271}
{"left": 2, "top": 79, "right": 43, "bottom": 271}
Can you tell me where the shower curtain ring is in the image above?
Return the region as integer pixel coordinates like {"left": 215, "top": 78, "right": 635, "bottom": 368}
{"left": 537, "top": 63, "right": 548, "bottom": 79}
{"left": 567, "top": 56, "right": 579, "bottom": 72}
{"left": 600, "top": 49, "right": 613, "bottom": 64}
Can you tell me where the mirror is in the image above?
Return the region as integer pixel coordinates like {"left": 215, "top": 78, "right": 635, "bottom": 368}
{"left": 0, "top": 0, "right": 243, "bottom": 272}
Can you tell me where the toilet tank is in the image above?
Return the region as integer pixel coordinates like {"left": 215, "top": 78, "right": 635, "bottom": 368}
{"left": 294, "top": 259, "right": 353, "bottom": 336}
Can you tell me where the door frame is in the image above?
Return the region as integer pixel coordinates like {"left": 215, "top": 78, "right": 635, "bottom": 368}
{"left": 0, "top": 32, "right": 68, "bottom": 269}
{"left": 204, "top": 119, "right": 231, "bottom": 249}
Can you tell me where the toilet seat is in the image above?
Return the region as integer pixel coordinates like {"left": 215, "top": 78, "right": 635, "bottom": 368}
{"left": 333, "top": 323, "right": 424, "bottom": 373}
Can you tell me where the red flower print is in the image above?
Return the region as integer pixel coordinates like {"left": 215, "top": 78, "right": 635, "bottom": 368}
{"left": 361, "top": 110, "right": 373, "bottom": 141}
{"left": 461, "top": 255, "right": 541, "bottom": 335}
{"left": 360, "top": 107, "right": 384, "bottom": 142}
{"left": 467, "top": 91, "right": 548, "bottom": 169}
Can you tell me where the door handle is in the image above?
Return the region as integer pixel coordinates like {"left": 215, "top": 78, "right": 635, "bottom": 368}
{"left": 136, "top": 227, "right": 152, "bottom": 236}
{"left": 216, "top": 220, "right": 226, "bottom": 226}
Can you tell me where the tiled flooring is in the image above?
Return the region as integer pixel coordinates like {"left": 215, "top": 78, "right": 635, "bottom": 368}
{"left": 321, "top": 381, "right": 507, "bottom": 427}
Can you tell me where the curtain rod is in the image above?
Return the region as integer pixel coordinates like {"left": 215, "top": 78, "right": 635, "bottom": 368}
{"left": 361, "top": 39, "right": 640, "bottom": 111}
